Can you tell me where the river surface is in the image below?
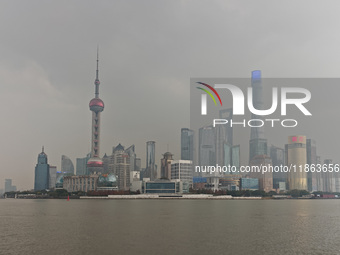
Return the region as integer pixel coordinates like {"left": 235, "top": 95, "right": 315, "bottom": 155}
{"left": 1, "top": 199, "right": 340, "bottom": 255}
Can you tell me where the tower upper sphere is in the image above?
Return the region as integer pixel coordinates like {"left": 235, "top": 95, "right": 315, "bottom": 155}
{"left": 89, "top": 98, "right": 104, "bottom": 112}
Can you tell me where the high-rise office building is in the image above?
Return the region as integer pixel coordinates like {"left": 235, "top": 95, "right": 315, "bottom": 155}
{"left": 146, "top": 141, "right": 156, "bottom": 180}
{"left": 286, "top": 135, "right": 307, "bottom": 190}
{"left": 102, "top": 153, "right": 110, "bottom": 174}
{"left": 135, "top": 158, "right": 141, "bottom": 172}
{"left": 215, "top": 125, "right": 226, "bottom": 167}
{"left": 109, "top": 144, "right": 130, "bottom": 191}
{"left": 4, "top": 179, "right": 16, "bottom": 193}
{"left": 249, "top": 70, "right": 267, "bottom": 162}
{"left": 270, "top": 145, "right": 286, "bottom": 189}
{"left": 61, "top": 155, "right": 74, "bottom": 175}
{"left": 306, "top": 139, "right": 317, "bottom": 191}
{"left": 76, "top": 153, "right": 91, "bottom": 175}
{"left": 126, "top": 145, "right": 136, "bottom": 173}
{"left": 49, "top": 166, "right": 57, "bottom": 190}
{"left": 323, "top": 159, "right": 336, "bottom": 193}
{"left": 316, "top": 156, "right": 323, "bottom": 191}
{"left": 224, "top": 143, "right": 232, "bottom": 167}
{"left": 87, "top": 51, "right": 105, "bottom": 174}
{"left": 219, "top": 109, "right": 233, "bottom": 146}
{"left": 249, "top": 155, "right": 273, "bottom": 192}
{"left": 34, "top": 147, "right": 50, "bottom": 191}
{"left": 199, "top": 126, "right": 216, "bottom": 168}
{"left": 216, "top": 109, "right": 233, "bottom": 167}
{"left": 171, "top": 160, "right": 193, "bottom": 187}
{"left": 231, "top": 145, "right": 240, "bottom": 173}
{"left": 181, "top": 128, "right": 194, "bottom": 161}
{"left": 160, "top": 152, "right": 173, "bottom": 179}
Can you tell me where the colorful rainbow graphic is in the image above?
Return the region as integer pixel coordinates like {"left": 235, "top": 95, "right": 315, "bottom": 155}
{"left": 196, "top": 82, "right": 222, "bottom": 106}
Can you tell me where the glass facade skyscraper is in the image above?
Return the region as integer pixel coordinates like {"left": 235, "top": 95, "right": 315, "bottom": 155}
{"left": 76, "top": 153, "right": 91, "bottom": 175}
{"left": 146, "top": 141, "right": 156, "bottom": 180}
{"left": 219, "top": 108, "right": 233, "bottom": 145}
{"left": 126, "top": 145, "right": 136, "bottom": 172}
{"left": 306, "top": 139, "right": 317, "bottom": 191}
{"left": 181, "top": 128, "right": 194, "bottom": 161}
{"left": 223, "top": 143, "right": 231, "bottom": 167}
{"left": 270, "top": 145, "right": 286, "bottom": 189}
{"left": 4, "top": 179, "right": 16, "bottom": 193}
{"left": 231, "top": 145, "right": 240, "bottom": 173}
{"left": 249, "top": 70, "right": 265, "bottom": 140}
{"left": 249, "top": 155, "right": 273, "bottom": 192}
{"left": 199, "top": 126, "right": 215, "bottom": 168}
{"left": 249, "top": 70, "right": 268, "bottom": 162}
{"left": 216, "top": 109, "right": 233, "bottom": 167}
{"left": 34, "top": 147, "right": 50, "bottom": 191}
{"left": 61, "top": 155, "right": 74, "bottom": 175}
{"left": 49, "top": 166, "right": 57, "bottom": 190}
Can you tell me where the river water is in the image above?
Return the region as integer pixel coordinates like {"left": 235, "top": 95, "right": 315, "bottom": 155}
{"left": 1, "top": 199, "right": 340, "bottom": 255}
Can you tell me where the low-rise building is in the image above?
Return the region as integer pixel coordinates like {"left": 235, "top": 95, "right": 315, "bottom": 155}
{"left": 143, "top": 179, "right": 184, "bottom": 194}
{"left": 240, "top": 178, "right": 259, "bottom": 190}
{"left": 63, "top": 174, "right": 99, "bottom": 192}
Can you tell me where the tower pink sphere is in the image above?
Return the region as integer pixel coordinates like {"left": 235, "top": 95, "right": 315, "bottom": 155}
{"left": 89, "top": 98, "right": 104, "bottom": 112}
{"left": 87, "top": 158, "right": 103, "bottom": 167}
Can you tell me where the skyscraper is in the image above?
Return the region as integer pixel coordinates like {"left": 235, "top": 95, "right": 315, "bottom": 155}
{"left": 87, "top": 50, "right": 105, "bottom": 174}
{"left": 135, "top": 158, "right": 141, "bottom": 172}
{"left": 161, "top": 152, "right": 173, "bottom": 179}
{"left": 146, "top": 141, "right": 156, "bottom": 180}
{"left": 323, "top": 159, "right": 336, "bottom": 192}
{"left": 270, "top": 145, "right": 286, "bottom": 189}
{"left": 76, "top": 153, "right": 91, "bottom": 175}
{"left": 249, "top": 70, "right": 267, "bottom": 162}
{"left": 249, "top": 155, "right": 273, "bottom": 192}
{"left": 102, "top": 153, "right": 110, "bottom": 174}
{"left": 217, "top": 108, "right": 233, "bottom": 168}
{"left": 49, "top": 166, "right": 57, "bottom": 190}
{"left": 111, "top": 144, "right": 130, "bottom": 191}
{"left": 4, "top": 179, "right": 16, "bottom": 193}
{"left": 231, "top": 145, "right": 240, "bottom": 173}
{"left": 219, "top": 108, "right": 233, "bottom": 146}
{"left": 199, "top": 126, "right": 215, "bottom": 168}
{"left": 34, "top": 147, "right": 50, "bottom": 191}
{"left": 306, "top": 139, "right": 317, "bottom": 191}
{"left": 316, "top": 156, "right": 323, "bottom": 191}
{"left": 126, "top": 145, "right": 136, "bottom": 172}
{"left": 171, "top": 160, "right": 193, "bottom": 189}
{"left": 286, "top": 135, "right": 307, "bottom": 190}
{"left": 181, "top": 128, "right": 194, "bottom": 161}
{"left": 61, "top": 155, "right": 74, "bottom": 175}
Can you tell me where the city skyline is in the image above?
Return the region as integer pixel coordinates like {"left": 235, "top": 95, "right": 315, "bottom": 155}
{"left": 5, "top": 74, "right": 340, "bottom": 192}
{"left": 2, "top": 1, "right": 340, "bottom": 190}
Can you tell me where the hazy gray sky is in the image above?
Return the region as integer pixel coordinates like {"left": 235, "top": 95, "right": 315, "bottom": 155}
{"left": 2, "top": 0, "right": 340, "bottom": 190}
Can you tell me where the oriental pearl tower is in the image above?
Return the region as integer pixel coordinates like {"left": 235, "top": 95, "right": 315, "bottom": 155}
{"left": 87, "top": 50, "right": 104, "bottom": 174}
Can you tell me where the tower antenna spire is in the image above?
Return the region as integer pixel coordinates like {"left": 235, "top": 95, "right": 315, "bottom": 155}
{"left": 42, "top": 146, "right": 44, "bottom": 153}
{"left": 96, "top": 45, "right": 99, "bottom": 80}
{"left": 94, "top": 46, "right": 100, "bottom": 98}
